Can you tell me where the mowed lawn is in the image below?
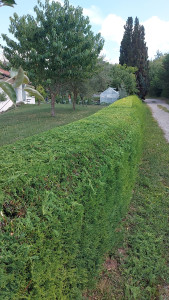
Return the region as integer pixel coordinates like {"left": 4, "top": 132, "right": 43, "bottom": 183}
{"left": 0, "top": 103, "right": 103, "bottom": 146}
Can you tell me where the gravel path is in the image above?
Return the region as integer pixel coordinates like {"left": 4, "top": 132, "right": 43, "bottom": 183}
{"left": 145, "top": 98, "right": 169, "bottom": 143}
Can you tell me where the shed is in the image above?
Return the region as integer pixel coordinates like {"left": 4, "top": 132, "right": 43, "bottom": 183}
{"left": 100, "top": 87, "right": 119, "bottom": 104}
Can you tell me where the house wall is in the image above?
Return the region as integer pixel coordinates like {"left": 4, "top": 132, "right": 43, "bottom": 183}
{"left": 15, "top": 85, "right": 35, "bottom": 104}
{"left": 100, "top": 93, "right": 119, "bottom": 104}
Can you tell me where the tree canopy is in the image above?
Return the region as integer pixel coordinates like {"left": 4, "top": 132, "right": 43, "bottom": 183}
{"left": 160, "top": 54, "right": 169, "bottom": 98}
{"left": 119, "top": 17, "right": 133, "bottom": 66}
{"left": 119, "top": 17, "right": 149, "bottom": 99}
{"left": 109, "top": 64, "right": 138, "bottom": 96}
{"left": 148, "top": 52, "right": 169, "bottom": 98}
{"left": 2, "top": 0, "right": 104, "bottom": 115}
{"left": 0, "top": 0, "right": 16, "bottom": 7}
{"left": 149, "top": 54, "right": 164, "bottom": 97}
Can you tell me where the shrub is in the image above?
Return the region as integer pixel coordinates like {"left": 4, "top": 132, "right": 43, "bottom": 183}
{"left": 0, "top": 91, "right": 7, "bottom": 102}
{"left": 0, "top": 96, "right": 145, "bottom": 299}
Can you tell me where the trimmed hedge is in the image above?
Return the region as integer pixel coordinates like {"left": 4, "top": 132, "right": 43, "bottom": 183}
{"left": 0, "top": 96, "right": 145, "bottom": 299}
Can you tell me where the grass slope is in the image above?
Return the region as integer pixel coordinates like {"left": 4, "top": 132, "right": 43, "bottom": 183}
{"left": 85, "top": 104, "right": 169, "bottom": 300}
{"left": 0, "top": 103, "right": 103, "bottom": 146}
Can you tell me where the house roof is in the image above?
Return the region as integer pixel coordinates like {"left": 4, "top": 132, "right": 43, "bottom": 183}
{"left": 0, "top": 68, "right": 10, "bottom": 77}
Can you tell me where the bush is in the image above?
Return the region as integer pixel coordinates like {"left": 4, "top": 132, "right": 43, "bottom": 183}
{"left": 0, "top": 92, "right": 7, "bottom": 102}
{"left": 0, "top": 96, "right": 145, "bottom": 299}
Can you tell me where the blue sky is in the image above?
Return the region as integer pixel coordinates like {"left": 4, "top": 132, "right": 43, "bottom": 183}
{"left": 1, "top": 0, "right": 169, "bottom": 63}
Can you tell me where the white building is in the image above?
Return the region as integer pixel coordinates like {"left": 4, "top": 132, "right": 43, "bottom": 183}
{"left": 100, "top": 87, "right": 119, "bottom": 104}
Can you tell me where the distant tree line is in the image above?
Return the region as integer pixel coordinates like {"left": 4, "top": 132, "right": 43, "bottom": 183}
{"left": 149, "top": 52, "right": 169, "bottom": 98}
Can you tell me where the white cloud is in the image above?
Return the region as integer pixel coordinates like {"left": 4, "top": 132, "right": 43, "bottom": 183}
{"left": 99, "top": 13, "right": 169, "bottom": 62}
{"left": 100, "top": 46, "right": 120, "bottom": 64}
{"left": 100, "top": 14, "right": 125, "bottom": 44}
{"left": 100, "top": 48, "right": 109, "bottom": 60}
{"left": 143, "top": 16, "right": 169, "bottom": 59}
{"left": 100, "top": 14, "right": 169, "bottom": 61}
{"left": 83, "top": 6, "right": 103, "bottom": 25}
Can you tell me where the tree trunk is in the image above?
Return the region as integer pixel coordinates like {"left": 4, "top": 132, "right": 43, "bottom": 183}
{"left": 73, "top": 89, "right": 77, "bottom": 111}
{"left": 51, "top": 93, "right": 56, "bottom": 117}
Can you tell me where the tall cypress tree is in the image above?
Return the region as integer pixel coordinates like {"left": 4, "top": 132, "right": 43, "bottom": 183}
{"left": 119, "top": 17, "right": 133, "bottom": 66}
{"left": 119, "top": 17, "right": 149, "bottom": 99}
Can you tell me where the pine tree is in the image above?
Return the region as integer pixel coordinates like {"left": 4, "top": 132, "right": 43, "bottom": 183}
{"left": 119, "top": 17, "right": 149, "bottom": 99}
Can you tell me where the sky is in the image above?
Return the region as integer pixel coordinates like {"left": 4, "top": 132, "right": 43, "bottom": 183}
{"left": 0, "top": 0, "right": 169, "bottom": 63}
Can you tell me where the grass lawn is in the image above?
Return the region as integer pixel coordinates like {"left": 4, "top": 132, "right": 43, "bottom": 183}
{"left": 84, "top": 104, "right": 169, "bottom": 299}
{"left": 0, "top": 103, "right": 103, "bottom": 146}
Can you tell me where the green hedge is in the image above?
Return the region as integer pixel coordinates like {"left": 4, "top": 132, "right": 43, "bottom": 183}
{"left": 0, "top": 96, "right": 145, "bottom": 299}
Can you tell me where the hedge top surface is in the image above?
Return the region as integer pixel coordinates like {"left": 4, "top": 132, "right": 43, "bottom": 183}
{"left": 0, "top": 96, "right": 143, "bottom": 190}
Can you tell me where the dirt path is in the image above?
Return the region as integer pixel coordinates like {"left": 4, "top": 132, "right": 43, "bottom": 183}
{"left": 145, "top": 98, "right": 169, "bottom": 143}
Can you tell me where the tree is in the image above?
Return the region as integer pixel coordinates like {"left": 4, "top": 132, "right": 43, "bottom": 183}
{"left": 109, "top": 64, "right": 138, "bottom": 96}
{"left": 148, "top": 53, "right": 169, "bottom": 98}
{"left": 154, "top": 50, "right": 163, "bottom": 60}
{"left": 160, "top": 54, "right": 169, "bottom": 98}
{"left": 0, "top": 0, "right": 16, "bottom": 7}
{"left": 132, "top": 18, "right": 149, "bottom": 98}
{"left": 2, "top": 0, "right": 104, "bottom": 116}
{"left": 87, "top": 57, "right": 112, "bottom": 94}
{"left": 72, "top": 57, "right": 112, "bottom": 103}
{"left": 119, "top": 17, "right": 133, "bottom": 66}
{"left": 119, "top": 17, "right": 149, "bottom": 99}
{"left": 148, "top": 55, "right": 164, "bottom": 97}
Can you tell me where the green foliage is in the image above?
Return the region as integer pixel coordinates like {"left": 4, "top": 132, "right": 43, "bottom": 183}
{"left": 0, "top": 81, "right": 16, "bottom": 102}
{"left": 2, "top": 0, "right": 104, "bottom": 115}
{"left": 24, "top": 87, "right": 44, "bottom": 101}
{"left": 0, "top": 96, "right": 145, "bottom": 299}
{"left": 148, "top": 53, "right": 169, "bottom": 98}
{"left": 148, "top": 56, "right": 164, "bottom": 97}
{"left": 89, "top": 57, "right": 112, "bottom": 94}
{"left": 36, "top": 85, "right": 46, "bottom": 99}
{"left": 0, "top": 0, "right": 16, "bottom": 7}
{"left": 0, "top": 67, "right": 44, "bottom": 104}
{"left": 12, "top": 66, "right": 24, "bottom": 88}
{"left": 71, "top": 57, "right": 112, "bottom": 103}
{"left": 119, "top": 106, "right": 169, "bottom": 299}
{"left": 109, "top": 64, "right": 138, "bottom": 96}
{"left": 0, "top": 91, "right": 7, "bottom": 101}
{"left": 160, "top": 54, "right": 169, "bottom": 98}
{"left": 119, "top": 17, "right": 149, "bottom": 99}
{"left": 81, "top": 58, "right": 137, "bottom": 100}
{"left": 0, "top": 59, "right": 10, "bottom": 71}
{"left": 119, "top": 17, "right": 133, "bottom": 66}
{"left": 86, "top": 102, "right": 169, "bottom": 300}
